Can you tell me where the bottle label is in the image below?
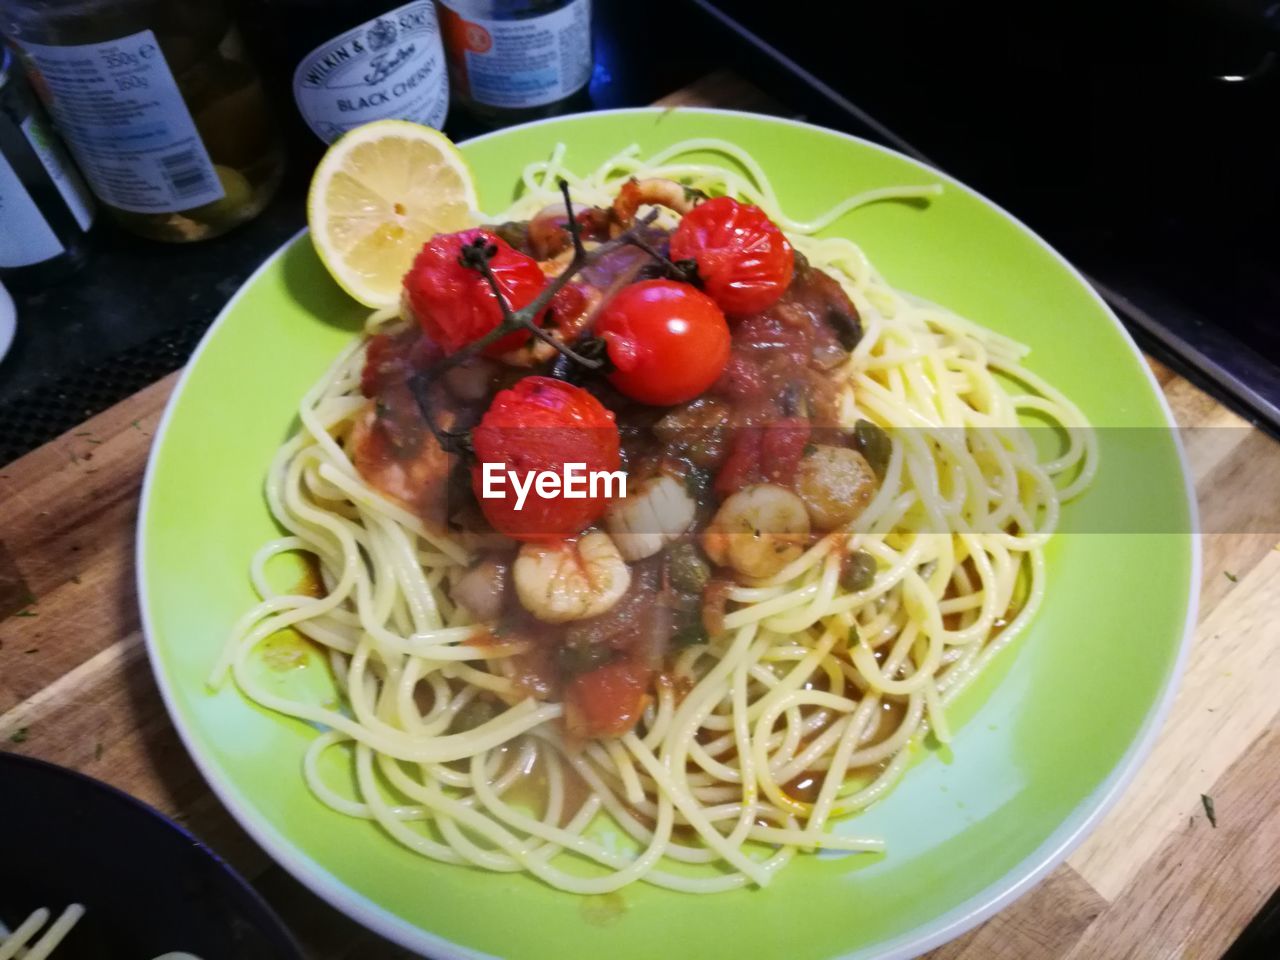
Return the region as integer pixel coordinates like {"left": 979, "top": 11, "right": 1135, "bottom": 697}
{"left": 0, "top": 150, "right": 64, "bottom": 267}
{"left": 20, "top": 114, "right": 96, "bottom": 232}
{"left": 441, "top": 0, "right": 592, "bottom": 109}
{"left": 17, "top": 32, "right": 225, "bottom": 215}
{"left": 293, "top": 2, "right": 450, "bottom": 144}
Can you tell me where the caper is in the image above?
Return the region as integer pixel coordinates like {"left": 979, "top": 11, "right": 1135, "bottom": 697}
{"left": 668, "top": 543, "right": 711, "bottom": 594}
{"left": 841, "top": 549, "right": 878, "bottom": 592}
{"left": 671, "top": 613, "right": 708, "bottom": 648}
{"left": 853, "top": 419, "right": 892, "bottom": 477}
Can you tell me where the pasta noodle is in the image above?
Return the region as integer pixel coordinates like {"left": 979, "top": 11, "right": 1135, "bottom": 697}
{"left": 0, "top": 905, "right": 84, "bottom": 960}
{"left": 0, "top": 905, "right": 198, "bottom": 960}
{"left": 211, "top": 139, "right": 1097, "bottom": 893}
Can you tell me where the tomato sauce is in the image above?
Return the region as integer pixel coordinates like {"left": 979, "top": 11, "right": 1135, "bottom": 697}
{"left": 351, "top": 215, "right": 863, "bottom": 740}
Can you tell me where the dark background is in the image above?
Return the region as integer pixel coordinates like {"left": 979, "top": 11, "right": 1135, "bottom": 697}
{"left": 688, "top": 0, "right": 1280, "bottom": 433}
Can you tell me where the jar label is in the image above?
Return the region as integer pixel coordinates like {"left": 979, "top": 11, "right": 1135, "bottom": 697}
{"left": 441, "top": 0, "right": 592, "bottom": 109}
{"left": 18, "top": 31, "right": 226, "bottom": 214}
{"left": 20, "top": 114, "right": 96, "bottom": 232}
{"left": 0, "top": 150, "right": 64, "bottom": 267}
{"left": 293, "top": 1, "right": 450, "bottom": 144}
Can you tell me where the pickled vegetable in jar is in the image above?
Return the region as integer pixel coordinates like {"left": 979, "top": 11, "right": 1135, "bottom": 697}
{"left": 1, "top": 0, "right": 285, "bottom": 242}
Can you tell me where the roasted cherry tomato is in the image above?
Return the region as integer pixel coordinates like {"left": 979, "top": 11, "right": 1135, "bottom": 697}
{"left": 669, "top": 197, "right": 794, "bottom": 315}
{"left": 595, "top": 279, "right": 730, "bottom": 406}
{"left": 404, "top": 229, "right": 547, "bottom": 357}
{"left": 470, "top": 376, "right": 621, "bottom": 541}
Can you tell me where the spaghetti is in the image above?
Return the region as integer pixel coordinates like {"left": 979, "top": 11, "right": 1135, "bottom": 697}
{"left": 0, "top": 904, "right": 198, "bottom": 960}
{"left": 211, "top": 139, "right": 1097, "bottom": 893}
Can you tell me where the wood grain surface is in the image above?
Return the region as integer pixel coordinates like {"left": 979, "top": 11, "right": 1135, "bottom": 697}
{"left": 2, "top": 77, "right": 1278, "bottom": 960}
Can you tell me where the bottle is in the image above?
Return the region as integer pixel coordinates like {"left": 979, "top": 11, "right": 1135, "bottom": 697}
{"left": 240, "top": 0, "right": 450, "bottom": 154}
{"left": 0, "top": 46, "right": 95, "bottom": 287}
{"left": 436, "top": 0, "right": 593, "bottom": 125}
{"left": 0, "top": 0, "right": 285, "bottom": 243}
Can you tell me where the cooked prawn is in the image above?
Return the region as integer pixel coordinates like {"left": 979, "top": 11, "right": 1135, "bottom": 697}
{"left": 514, "top": 530, "right": 631, "bottom": 623}
{"left": 701, "top": 483, "right": 811, "bottom": 580}
{"left": 527, "top": 203, "right": 612, "bottom": 260}
{"left": 611, "top": 178, "right": 699, "bottom": 229}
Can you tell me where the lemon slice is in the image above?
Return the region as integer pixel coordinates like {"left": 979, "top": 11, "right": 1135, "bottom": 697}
{"left": 307, "top": 120, "right": 478, "bottom": 308}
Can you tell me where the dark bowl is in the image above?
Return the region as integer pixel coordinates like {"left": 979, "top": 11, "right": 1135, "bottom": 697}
{"left": 0, "top": 751, "right": 303, "bottom": 960}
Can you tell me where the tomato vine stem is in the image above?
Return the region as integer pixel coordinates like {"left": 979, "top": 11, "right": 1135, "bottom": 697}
{"left": 407, "top": 182, "right": 687, "bottom": 458}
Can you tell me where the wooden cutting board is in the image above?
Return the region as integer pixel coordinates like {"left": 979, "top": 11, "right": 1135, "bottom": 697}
{"left": 3, "top": 73, "right": 1279, "bottom": 960}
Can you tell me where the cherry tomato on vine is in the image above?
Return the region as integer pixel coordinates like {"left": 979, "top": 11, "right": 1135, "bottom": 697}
{"left": 470, "top": 376, "right": 621, "bottom": 541}
{"left": 595, "top": 280, "right": 730, "bottom": 406}
{"left": 669, "top": 197, "right": 794, "bottom": 315}
{"left": 404, "top": 229, "right": 547, "bottom": 357}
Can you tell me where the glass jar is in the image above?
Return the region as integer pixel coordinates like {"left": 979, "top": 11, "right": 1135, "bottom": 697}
{"left": 1, "top": 0, "right": 285, "bottom": 243}
{"left": 0, "top": 45, "right": 94, "bottom": 287}
{"left": 436, "top": 0, "right": 592, "bottom": 126}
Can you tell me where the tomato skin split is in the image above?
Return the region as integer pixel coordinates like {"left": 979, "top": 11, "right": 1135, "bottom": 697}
{"left": 470, "top": 377, "right": 622, "bottom": 541}
{"left": 404, "top": 229, "right": 548, "bottom": 357}
{"left": 670, "top": 197, "right": 795, "bottom": 316}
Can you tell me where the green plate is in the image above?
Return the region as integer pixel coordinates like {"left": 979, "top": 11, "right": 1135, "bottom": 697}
{"left": 138, "top": 109, "right": 1197, "bottom": 960}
